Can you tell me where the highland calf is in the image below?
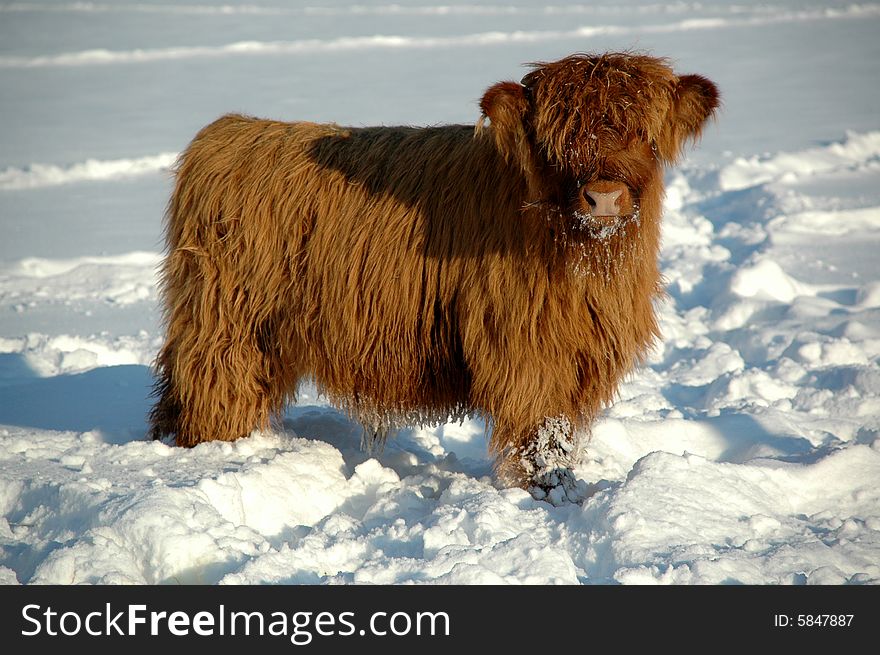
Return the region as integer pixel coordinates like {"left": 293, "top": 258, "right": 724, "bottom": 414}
{"left": 150, "top": 53, "right": 719, "bottom": 494}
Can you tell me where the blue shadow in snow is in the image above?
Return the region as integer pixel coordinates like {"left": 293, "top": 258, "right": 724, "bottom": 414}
{"left": 658, "top": 401, "right": 817, "bottom": 464}
{"left": 283, "top": 404, "right": 492, "bottom": 479}
{"left": 0, "top": 355, "right": 152, "bottom": 444}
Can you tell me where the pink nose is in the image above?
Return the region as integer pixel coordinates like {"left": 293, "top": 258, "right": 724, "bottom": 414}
{"left": 583, "top": 188, "right": 622, "bottom": 217}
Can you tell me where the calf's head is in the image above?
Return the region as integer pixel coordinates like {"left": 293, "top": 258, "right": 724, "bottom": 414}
{"left": 479, "top": 53, "right": 719, "bottom": 237}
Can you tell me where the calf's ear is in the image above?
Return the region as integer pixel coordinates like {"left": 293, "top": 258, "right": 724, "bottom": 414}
{"left": 655, "top": 74, "right": 720, "bottom": 164}
{"left": 478, "top": 81, "right": 538, "bottom": 186}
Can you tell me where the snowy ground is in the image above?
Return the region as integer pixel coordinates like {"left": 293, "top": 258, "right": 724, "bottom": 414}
{"left": 1, "top": 0, "right": 878, "bottom": 585}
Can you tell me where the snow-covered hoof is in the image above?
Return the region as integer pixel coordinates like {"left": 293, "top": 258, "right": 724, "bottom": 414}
{"left": 508, "top": 415, "right": 589, "bottom": 504}
{"left": 528, "top": 466, "right": 589, "bottom": 505}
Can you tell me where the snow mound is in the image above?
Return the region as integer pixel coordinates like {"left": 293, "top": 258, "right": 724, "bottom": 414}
{"left": 0, "top": 252, "right": 161, "bottom": 311}
{"left": 0, "top": 154, "right": 177, "bottom": 190}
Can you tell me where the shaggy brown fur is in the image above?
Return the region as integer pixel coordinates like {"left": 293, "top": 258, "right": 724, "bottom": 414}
{"left": 151, "top": 52, "right": 719, "bottom": 488}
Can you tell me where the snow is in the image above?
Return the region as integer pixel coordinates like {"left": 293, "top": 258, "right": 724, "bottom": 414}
{"left": 1, "top": 0, "right": 879, "bottom": 586}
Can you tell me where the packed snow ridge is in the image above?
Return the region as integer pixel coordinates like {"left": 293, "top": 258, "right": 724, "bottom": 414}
{"left": 2, "top": 5, "right": 879, "bottom": 69}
